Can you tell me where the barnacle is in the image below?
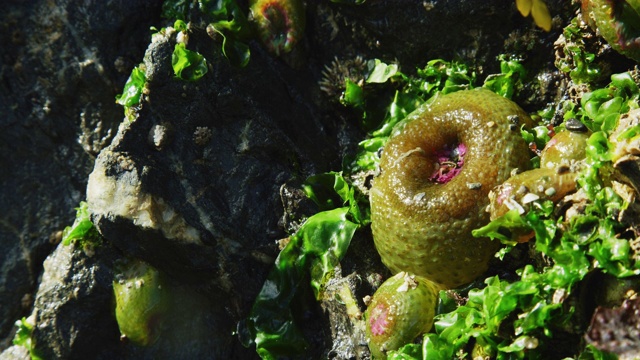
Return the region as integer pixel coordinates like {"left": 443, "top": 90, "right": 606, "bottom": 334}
{"left": 319, "top": 56, "right": 368, "bottom": 100}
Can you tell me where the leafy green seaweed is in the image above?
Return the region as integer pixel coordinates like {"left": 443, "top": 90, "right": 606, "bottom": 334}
{"left": 115, "top": 65, "right": 146, "bottom": 121}
{"left": 555, "top": 17, "right": 602, "bottom": 84}
{"left": 172, "top": 43, "right": 208, "bottom": 81}
{"left": 205, "top": 0, "right": 251, "bottom": 67}
{"left": 244, "top": 207, "right": 359, "bottom": 359}
{"left": 244, "top": 172, "right": 367, "bottom": 359}
{"left": 12, "top": 317, "right": 43, "bottom": 360}
{"left": 62, "top": 201, "right": 101, "bottom": 249}
{"left": 303, "top": 171, "right": 370, "bottom": 226}
{"left": 162, "top": 0, "right": 251, "bottom": 67}
{"left": 116, "top": 66, "right": 146, "bottom": 108}
{"left": 483, "top": 55, "right": 526, "bottom": 99}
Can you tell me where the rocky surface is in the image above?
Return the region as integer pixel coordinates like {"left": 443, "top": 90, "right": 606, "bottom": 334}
{"left": 0, "top": 0, "right": 160, "bottom": 348}
{"left": 0, "top": 0, "right": 572, "bottom": 358}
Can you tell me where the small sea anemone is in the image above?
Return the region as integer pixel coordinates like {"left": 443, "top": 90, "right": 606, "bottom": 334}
{"left": 319, "top": 56, "right": 368, "bottom": 100}
{"left": 113, "top": 259, "right": 171, "bottom": 346}
{"left": 249, "top": 0, "right": 306, "bottom": 55}
{"left": 365, "top": 272, "right": 440, "bottom": 358}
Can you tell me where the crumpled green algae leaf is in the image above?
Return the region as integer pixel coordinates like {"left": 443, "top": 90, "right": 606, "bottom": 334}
{"left": 483, "top": 55, "right": 526, "bottom": 99}
{"left": 172, "top": 43, "right": 208, "bottom": 81}
{"left": 116, "top": 66, "right": 146, "bottom": 107}
{"left": 162, "top": 0, "right": 251, "bottom": 67}
{"left": 62, "top": 201, "right": 101, "bottom": 248}
{"left": 418, "top": 266, "right": 573, "bottom": 360}
{"left": 12, "top": 317, "right": 43, "bottom": 360}
{"left": 366, "top": 59, "right": 399, "bottom": 84}
{"left": 245, "top": 207, "right": 358, "bottom": 359}
{"left": 303, "top": 171, "right": 369, "bottom": 226}
{"left": 205, "top": 0, "right": 252, "bottom": 64}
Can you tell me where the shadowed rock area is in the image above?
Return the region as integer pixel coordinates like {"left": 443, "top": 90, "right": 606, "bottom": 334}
{"left": 0, "top": 0, "right": 160, "bottom": 350}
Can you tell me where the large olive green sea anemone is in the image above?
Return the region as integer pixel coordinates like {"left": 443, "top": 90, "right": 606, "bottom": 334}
{"left": 369, "top": 89, "right": 533, "bottom": 290}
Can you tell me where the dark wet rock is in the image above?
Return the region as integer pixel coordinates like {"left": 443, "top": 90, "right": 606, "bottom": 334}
{"left": 310, "top": 0, "right": 571, "bottom": 75}
{"left": 88, "top": 27, "right": 341, "bottom": 271}
{"left": 27, "top": 241, "right": 247, "bottom": 359}
{"left": 87, "top": 25, "right": 343, "bottom": 357}
{"left": 0, "top": 0, "right": 161, "bottom": 345}
{"left": 586, "top": 297, "right": 640, "bottom": 359}
{"left": 30, "top": 243, "right": 121, "bottom": 359}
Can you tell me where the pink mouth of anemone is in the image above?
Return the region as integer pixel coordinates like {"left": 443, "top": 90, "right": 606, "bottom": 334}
{"left": 261, "top": 4, "right": 294, "bottom": 54}
{"left": 429, "top": 143, "right": 467, "bottom": 184}
{"left": 369, "top": 304, "right": 390, "bottom": 336}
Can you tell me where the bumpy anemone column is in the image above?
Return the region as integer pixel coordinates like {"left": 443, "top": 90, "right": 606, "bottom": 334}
{"left": 582, "top": 0, "right": 640, "bottom": 61}
{"left": 370, "top": 89, "right": 532, "bottom": 289}
{"left": 249, "top": 0, "right": 305, "bottom": 55}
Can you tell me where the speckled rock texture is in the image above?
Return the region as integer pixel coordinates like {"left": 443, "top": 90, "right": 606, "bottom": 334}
{"left": 370, "top": 89, "right": 532, "bottom": 288}
{"left": 0, "top": 0, "right": 159, "bottom": 347}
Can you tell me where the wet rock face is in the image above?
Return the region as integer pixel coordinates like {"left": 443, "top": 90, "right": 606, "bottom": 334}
{"left": 87, "top": 28, "right": 342, "bottom": 324}
{"left": 0, "top": 0, "right": 160, "bottom": 344}
{"left": 30, "top": 244, "right": 121, "bottom": 360}
{"left": 310, "top": 0, "right": 568, "bottom": 75}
